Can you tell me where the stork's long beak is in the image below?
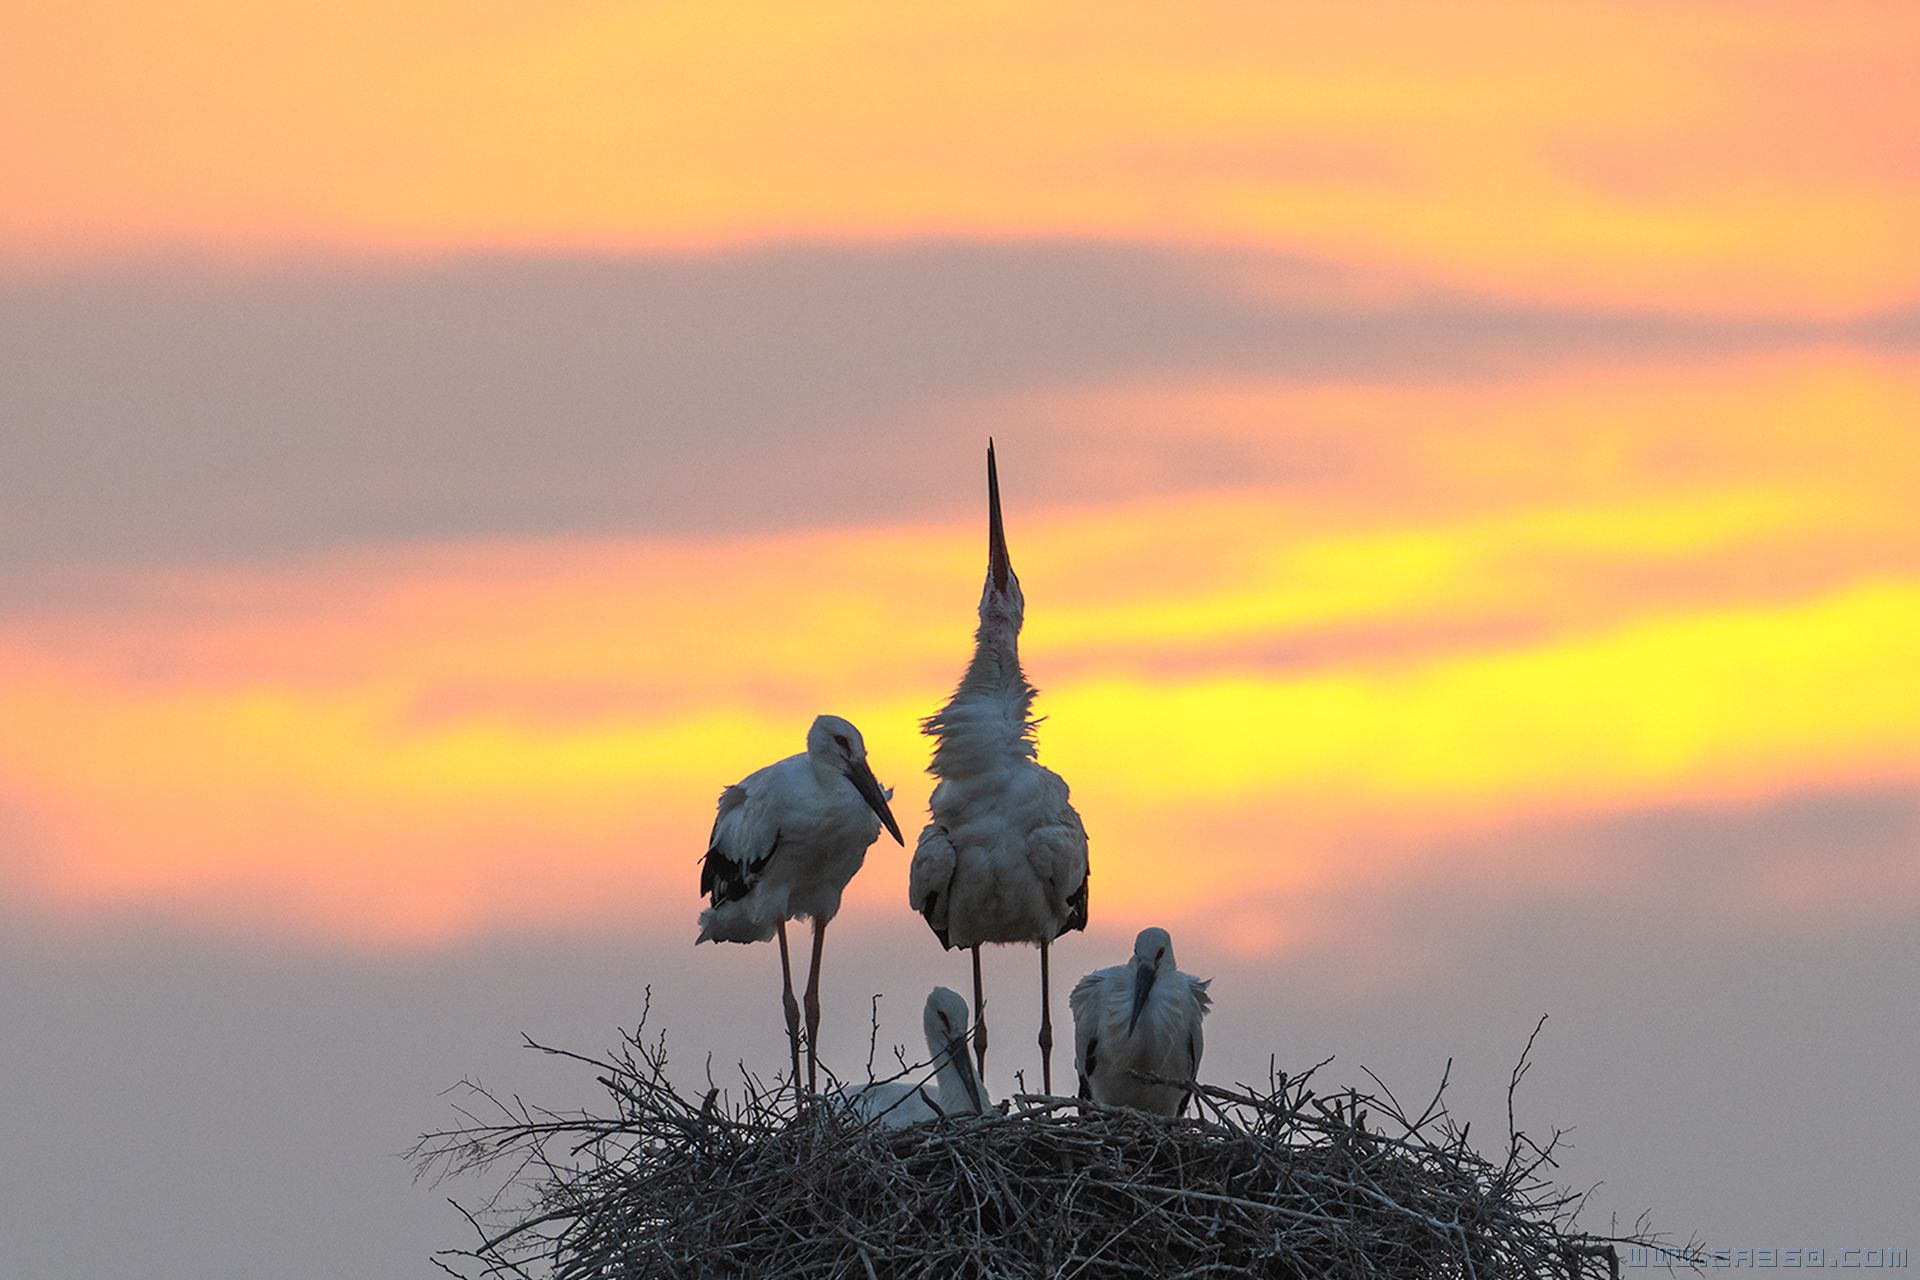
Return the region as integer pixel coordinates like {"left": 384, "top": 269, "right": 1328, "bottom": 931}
{"left": 1127, "top": 963, "right": 1158, "bottom": 1037}
{"left": 986, "top": 440, "right": 1012, "bottom": 594}
{"left": 849, "top": 759, "right": 904, "bottom": 845}
{"left": 946, "top": 1033, "right": 985, "bottom": 1113}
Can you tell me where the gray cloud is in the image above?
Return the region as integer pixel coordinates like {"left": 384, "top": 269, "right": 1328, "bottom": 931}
{"left": 4, "top": 242, "right": 1905, "bottom": 583}
{"left": 2, "top": 856, "right": 1913, "bottom": 1280}
{"left": 1244, "top": 783, "right": 1920, "bottom": 985}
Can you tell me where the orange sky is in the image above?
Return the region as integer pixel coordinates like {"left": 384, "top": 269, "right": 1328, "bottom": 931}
{"left": 3, "top": 0, "right": 1918, "bottom": 957}
{"left": 10, "top": 13, "right": 1920, "bottom": 1274}
{"left": 6, "top": 1, "right": 1919, "bottom": 313}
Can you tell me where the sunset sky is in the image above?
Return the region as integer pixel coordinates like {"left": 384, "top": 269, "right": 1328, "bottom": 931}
{"left": 2, "top": 3, "right": 1916, "bottom": 1275}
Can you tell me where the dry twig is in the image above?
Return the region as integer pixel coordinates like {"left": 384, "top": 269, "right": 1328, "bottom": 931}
{"left": 410, "top": 1013, "right": 1680, "bottom": 1280}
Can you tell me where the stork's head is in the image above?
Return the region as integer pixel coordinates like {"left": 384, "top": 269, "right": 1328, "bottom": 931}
{"left": 924, "top": 985, "right": 984, "bottom": 1113}
{"left": 1128, "top": 927, "right": 1176, "bottom": 1036}
{"left": 978, "top": 440, "right": 1025, "bottom": 632}
{"left": 806, "top": 714, "right": 904, "bottom": 845}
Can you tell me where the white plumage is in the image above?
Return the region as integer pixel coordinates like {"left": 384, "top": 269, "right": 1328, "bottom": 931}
{"left": 837, "top": 987, "right": 987, "bottom": 1128}
{"left": 909, "top": 442, "right": 1089, "bottom": 1094}
{"left": 697, "top": 714, "right": 904, "bottom": 1089}
{"left": 1071, "top": 927, "right": 1211, "bottom": 1117}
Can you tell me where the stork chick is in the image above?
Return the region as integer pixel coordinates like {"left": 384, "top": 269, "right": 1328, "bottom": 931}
{"left": 1071, "top": 927, "right": 1211, "bottom": 1116}
{"left": 838, "top": 986, "right": 988, "bottom": 1127}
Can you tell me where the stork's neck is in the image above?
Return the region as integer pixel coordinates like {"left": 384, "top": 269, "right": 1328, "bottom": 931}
{"left": 804, "top": 749, "right": 842, "bottom": 789}
{"left": 936, "top": 1040, "right": 985, "bottom": 1115}
{"left": 960, "top": 618, "right": 1026, "bottom": 698}
{"left": 924, "top": 621, "right": 1037, "bottom": 776}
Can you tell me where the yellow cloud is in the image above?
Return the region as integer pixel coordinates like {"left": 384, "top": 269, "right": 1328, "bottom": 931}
{"left": 4, "top": 344, "right": 1915, "bottom": 947}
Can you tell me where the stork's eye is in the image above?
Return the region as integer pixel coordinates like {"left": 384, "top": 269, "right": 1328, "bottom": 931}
{"left": 1156, "top": 948, "right": 1165, "bottom": 962}
{"left": 833, "top": 733, "right": 850, "bottom": 752}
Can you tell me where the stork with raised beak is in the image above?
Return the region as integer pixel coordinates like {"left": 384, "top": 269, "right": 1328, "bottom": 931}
{"left": 909, "top": 442, "right": 1089, "bottom": 1094}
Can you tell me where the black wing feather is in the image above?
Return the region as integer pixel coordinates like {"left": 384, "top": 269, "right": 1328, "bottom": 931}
{"left": 919, "top": 888, "right": 953, "bottom": 950}
{"left": 701, "top": 830, "right": 780, "bottom": 908}
{"left": 1054, "top": 871, "right": 1089, "bottom": 939}
{"left": 1176, "top": 1028, "right": 1199, "bottom": 1116}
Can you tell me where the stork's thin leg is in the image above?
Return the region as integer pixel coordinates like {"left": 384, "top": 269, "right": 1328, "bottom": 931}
{"left": 971, "top": 946, "right": 988, "bottom": 1085}
{"left": 1038, "top": 939, "right": 1054, "bottom": 1096}
{"left": 803, "top": 917, "right": 828, "bottom": 1092}
{"left": 776, "top": 919, "right": 802, "bottom": 1091}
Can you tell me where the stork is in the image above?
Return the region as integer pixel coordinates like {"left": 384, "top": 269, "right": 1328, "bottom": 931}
{"left": 909, "top": 442, "right": 1089, "bottom": 1094}
{"left": 1070, "top": 927, "right": 1211, "bottom": 1116}
{"left": 837, "top": 986, "right": 987, "bottom": 1127}
{"left": 697, "top": 714, "right": 904, "bottom": 1090}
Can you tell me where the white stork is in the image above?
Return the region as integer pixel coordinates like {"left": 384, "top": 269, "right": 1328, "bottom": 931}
{"left": 837, "top": 986, "right": 987, "bottom": 1127}
{"left": 1070, "top": 927, "right": 1211, "bottom": 1116}
{"left": 909, "top": 442, "right": 1089, "bottom": 1094}
{"left": 697, "top": 714, "right": 905, "bottom": 1090}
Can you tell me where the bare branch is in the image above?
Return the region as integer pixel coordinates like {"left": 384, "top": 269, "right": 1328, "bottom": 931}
{"left": 413, "top": 1012, "right": 1681, "bottom": 1280}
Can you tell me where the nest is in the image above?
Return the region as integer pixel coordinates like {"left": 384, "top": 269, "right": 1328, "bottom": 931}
{"left": 413, "top": 1010, "right": 1673, "bottom": 1279}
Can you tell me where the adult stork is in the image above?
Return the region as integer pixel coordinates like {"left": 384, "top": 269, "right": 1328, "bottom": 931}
{"left": 697, "top": 714, "right": 904, "bottom": 1090}
{"left": 836, "top": 986, "right": 987, "bottom": 1127}
{"left": 909, "top": 442, "right": 1089, "bottom": 1094}
{"left": 1070, "top": 927, "right": 1211, "bottom": 1116}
